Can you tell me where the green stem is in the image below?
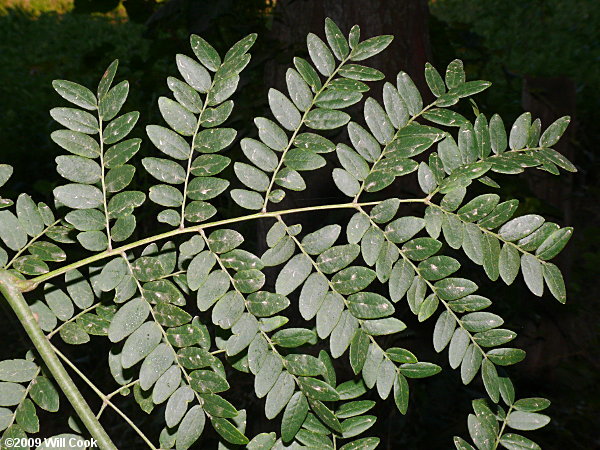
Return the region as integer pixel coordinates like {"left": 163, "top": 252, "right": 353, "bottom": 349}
{"left": 493, "top": 405, "right": 514, "bottom": 449}
{"left": 179, "top": 84, "right": 213, "bottom": 229}
{"left": 98, "top": 117, "right": 113, "bottom": 250}
{"left": 46, "top": 302, "right": 101, "bottom": 339}
{"left": 106, "top": 379, "right": 139, "bottom": 400}
{"left": 157, "top": 270, "right": 185, "bottom": 280}
{"left": 0, "top": 271, "right": 117, "bottom": 450}
{"left": 52, "top": 345, "right": 156, "bottom": 450}
{"left": 27, "top": 200, "right": 386, "bottom": 288}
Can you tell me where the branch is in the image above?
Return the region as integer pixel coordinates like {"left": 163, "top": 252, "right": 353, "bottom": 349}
{"left": 25, "top": 200, "right": 384, "bottom": 288}
{"left": 0, "top": 271, "right": 117, "bottom": 450}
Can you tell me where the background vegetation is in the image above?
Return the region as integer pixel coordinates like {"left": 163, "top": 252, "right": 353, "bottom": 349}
{"left": 0, "top": 0, "right": 598, "bottom": 447}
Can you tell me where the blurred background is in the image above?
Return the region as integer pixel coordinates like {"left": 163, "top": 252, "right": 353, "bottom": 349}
{"left": 0, "top": 0, "right": 598, "bottom": 448}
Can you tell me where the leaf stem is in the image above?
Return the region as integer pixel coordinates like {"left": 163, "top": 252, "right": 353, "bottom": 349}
{"left": 262, "top": 55, "right": 352, "bottom": 212}
{"left": 426, "top": 202, "right": 548, "bottom": 265}
{"left": 3, "top": 219, "right": 61, "bottom": 270}
{"left": 46, "top": 302, "right": 101, "bottom": 339}
{"left": 98, "top": 117, "right": 113, "bottom": 250}
{"left": 179, "top": 82, "right": 214, "bottom": 229}
{"left": 0, "top": 270, "right": 117, "bottom": 450}
{"left": 493, "top": 404, "right": 513, "bottom": 449}
{"left": 157, "top": 269, "right": 186, "bottom": 280}
{"left": 106, "top": 379, "right": 139, "bottom": 400}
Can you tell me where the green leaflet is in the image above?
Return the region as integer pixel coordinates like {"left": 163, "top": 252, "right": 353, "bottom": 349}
{"left": 499, "top": 215, "right": 545, "bottom": 241}
{"left": 536, "top": 228, "right": 573, "bottom": 260}
{"left": 332, "top": 266, "right": 376, "bottom": 295}
{"left": 385, "top": 216, "right": 425, "bottom": 244}
{"left": 29, "top": 376, "right": 60, "bottom": 412}
{"left": 418, "top": 162, "right": 437, "bottom": 194}
{"left": 433, "top": 311, "right": 456, "bottom": 352}
{"left": 461, "top": 312, "right": 504, "bottom": 332}
{"left": 500, "top": 433, "right": 541, "bottom": 450}
{"left": 139, "top": 344, "right": 174, "bottom": 390}
{"left": 100, "top": 80, "right": 129, "bottom": 121}
{"left": 399, "top": 362, "right": 441, "bottom": 379}
{"left": 316, "top": 292, "right": 344, "bottom": 338}
{"left": 121, "top": 322, "right": 162, "bottom": 369}
{"left": 54, "top": 184, "right": 103, "bottom": 209}
{"left": 274, "top": 253, "right": 311, "bottom": 295}
{"left": 543, "top": 262, "right": 566, "bottom": 303}
{"left": 177, "top": 406, "right": 206, "bottom": 449}
{"left": 507, "top": 411, "right": 550, "bottom": 431}
{"left": 268, "top": 88, "right": 301, "bottom": 131}
{"left": 51, "top": 130, "right": 100, "bottom": 158}
{"left": 298, "top": 377, "right": 339, "bottom": 401}
{"left": 16, "top": 194, "right": 44, "bottom": 237}
{"left": 281, "top": 391, "right": 309, "bottom": 442}
{"left": 397, "top": 71, "right": 423, "bottom": 116}
{"left": 499, "top": 244, "right": 520, "bottom": 285}
{"left": 107, "top": 297, "right": 150, "bottom": 342}
{"left": 231, "top": 189, "right": 263, "bottom": 210}
{"left": 540, "top": 116, "right": 570, "bottom": 148}
{"left": 165, "top": 386, "right": 194, "bottom": 428}
{"left": 521, "top": 254, "right": 544, "bottom": 296}
{"left": 307, "top": 33, "right": 335, "bottom": 76}
{"left": 347, "top": 292, "right": 394, "bottom": 319}
{"left": 445, "top": 59, "right": 465, "bottom": 89}
{"left": 53, "top": 80, "right": 97, "bottom": 111}
{"left": 0, "top": 360, "right": 38, "bottom": 383}
{"left": 147, "top": 126, "right": 190, "bottom": 160}
{"left": 65, "top": 209, "right": 106, "bottom": 231}
{"left": 286, "top": 69, "right": 313, "bottom": 112}
{"left": 50, "top": 108, "right": 98, "bottom": 134}
{"left": 435, "top": 278, "right": 478, "bottom": 300}
{"left": 351, "top": 34, "right": 393, "bottom": 60}
{"left": 194, "top": 128, "right": 237, "bottom": 154}
{"left": 103, "top": 111, "right": 139, "bottom": 145}
{"left": 271, "top": 328, "right": 315, "bottom": 348}
{"left": 364, "top": 97, "right": 394, "bottom": 145}
{"left": 0, "top": 211, "right": 27, "bottom": 251}
{"left": 298, "top": 272, "right": 328, "bottom": 320}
